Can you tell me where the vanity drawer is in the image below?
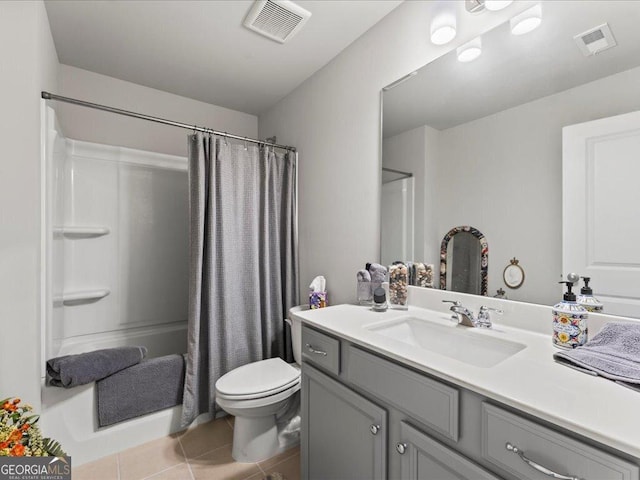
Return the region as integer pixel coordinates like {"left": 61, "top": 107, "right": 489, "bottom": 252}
{"left": 345, "top": 345, "right": 459, "bottom": 441}
{"left": 301, "top": 326, "right": 340, "bottom": 375}
{"left": 482, "top": 403, "right": 639, "bottom": 480}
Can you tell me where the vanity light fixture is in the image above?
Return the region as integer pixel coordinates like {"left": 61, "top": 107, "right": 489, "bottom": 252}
{"left": 510, "top": 4, "right": 542, "bottom": 36}
{"left": 430, "top": 14, "right": 457, "bottom": 45}
{"left": 484, "top": 0, "right": 513, "bottom": 11}
{"left": 457, "top": 37, "right": 482, "bottom": 63}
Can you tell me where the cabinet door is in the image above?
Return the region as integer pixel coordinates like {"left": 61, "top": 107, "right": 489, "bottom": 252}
{"left": 302, "top": 363, "right": 387, "bottom": 480}
{"left": 397, "top": 422, "right": 500, "bottom": 480}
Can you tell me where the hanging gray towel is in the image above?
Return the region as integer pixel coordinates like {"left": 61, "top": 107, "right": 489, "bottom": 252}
{"left": 46, "top": 346, "right": 148, "bottom": 388}
{"left": 553, "top": 322, "right": 640, "bottom": 391}
{"left": 96, "top": 354, "right": 186, "bottom": 427}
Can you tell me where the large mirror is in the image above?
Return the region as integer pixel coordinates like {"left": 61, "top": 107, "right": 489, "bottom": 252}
{"left": 381, "top": 1, "right": 640, "bottom": 315}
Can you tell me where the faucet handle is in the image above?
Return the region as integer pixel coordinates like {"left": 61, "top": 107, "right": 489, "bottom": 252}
{"left": 477, "top": 306, "right": 502, "bottom": 328}
{"left": 443, "top": 300, "right": 463, "bottom": 323}
{"left": 442, "top": 300, "right": 461, "bottom": 307}
{"left": 479, "top": 306, "right": 503, "bottom": 315}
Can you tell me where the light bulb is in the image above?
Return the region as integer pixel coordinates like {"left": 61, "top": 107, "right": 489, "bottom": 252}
{"left": 484, "top": 1, "right": 513, "bottom": 11}
{"left": 430, "top": 14, "right": 457, "bottom": 45}
{"left": 457, "top": 37, "right": 482, "bottom": 63}
{"left": 510, "top": 4, "right": 542, "bottom": 36}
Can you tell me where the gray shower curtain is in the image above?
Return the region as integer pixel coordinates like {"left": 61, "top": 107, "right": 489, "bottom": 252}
{"left": 181, "top": 133, "right": 298, "bottom": 426}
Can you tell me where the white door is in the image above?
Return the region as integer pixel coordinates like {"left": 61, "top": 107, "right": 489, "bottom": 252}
{"left": 563, "top": 110, "right": 640, "bottom": 317}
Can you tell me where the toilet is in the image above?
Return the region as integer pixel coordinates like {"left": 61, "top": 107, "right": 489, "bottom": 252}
{"left": 215, "top": 306, "right": 306, "bottom": 463}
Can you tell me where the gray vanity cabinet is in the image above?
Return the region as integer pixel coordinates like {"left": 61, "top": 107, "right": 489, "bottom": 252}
{"left": 300, "top": 325, "right": 640, "bottom": 480}
{"left": 301, "top": 363, "right": 387, "bottom": 480}
{"left": 398, "top": 421, "right": 500, "bottom": 480}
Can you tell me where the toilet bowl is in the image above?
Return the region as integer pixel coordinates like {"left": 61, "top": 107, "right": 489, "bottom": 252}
{"left": 215, "top": 305, "right": 307, "bottom": 463}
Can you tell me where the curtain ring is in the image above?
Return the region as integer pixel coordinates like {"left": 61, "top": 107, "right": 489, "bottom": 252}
{"left": 224, "top": 133, "right": 228, "bottom": 146}
{"left": 244, "top": 138, "right": 248, "bottom": 151}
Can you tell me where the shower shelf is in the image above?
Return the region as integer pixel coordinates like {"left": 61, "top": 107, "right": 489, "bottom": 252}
{"left": 54, "top": 226, "right": 110, "bottom": 238}
{"left": 57, "top": 289, "right": 111, "bottom": 306}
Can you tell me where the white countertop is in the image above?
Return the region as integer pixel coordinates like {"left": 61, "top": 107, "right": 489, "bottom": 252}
{"left": 295, "top": 302, "right": 640, "bottom": 459}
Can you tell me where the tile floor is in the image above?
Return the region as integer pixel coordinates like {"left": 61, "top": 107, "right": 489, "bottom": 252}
{"left": 72, "top": 416, "right": 300, "bottom": 480}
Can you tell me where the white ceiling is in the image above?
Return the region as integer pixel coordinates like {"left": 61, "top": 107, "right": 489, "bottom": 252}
{"left": 45, "top": 0, "right": 402, "bottom": 116}
{"left": 383, "top": 1, "right": 640, "bottom": 137}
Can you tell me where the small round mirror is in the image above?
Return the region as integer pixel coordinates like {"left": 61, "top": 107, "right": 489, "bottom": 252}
{"left": 503, "top": 257, "right": 525, "bottom": 289}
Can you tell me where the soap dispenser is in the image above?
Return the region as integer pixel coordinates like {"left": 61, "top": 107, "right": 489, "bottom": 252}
{"left": 552, "top": 281, "right": 588, "bottom": 349}
{"left": 577, "top": 276, "right": 603, "bottom": 313}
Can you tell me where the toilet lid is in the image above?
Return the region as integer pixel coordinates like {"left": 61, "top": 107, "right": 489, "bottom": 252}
{"left": 215, "top": 358, "right": 300, "bottom": 398}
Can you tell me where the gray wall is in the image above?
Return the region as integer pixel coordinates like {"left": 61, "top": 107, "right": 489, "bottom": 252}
{"left": 259, "top": 1, "right": 533, "bottom": 305}
{"left": 0, "top": 0, "right": 59, "bottom": 410}
{"left": 57, "top": 65, "right": 258, "bottom": 157}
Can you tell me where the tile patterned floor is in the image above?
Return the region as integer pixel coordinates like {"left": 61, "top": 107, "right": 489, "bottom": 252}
{"left": 72, "top": 416, "right": 300, "bottom": 480}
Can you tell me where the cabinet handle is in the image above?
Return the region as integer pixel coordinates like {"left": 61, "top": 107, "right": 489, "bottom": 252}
{"left": 370, "top": 424, "right": 380, "bottom": 435}
{"left": 505, "top": 443, "right": 582, "bottom": 480}
{"left": 396, "top": 443, "right": 407, "bottom": 455}
{"left": 305, "top": 343, "right": 327, "bottom": 356}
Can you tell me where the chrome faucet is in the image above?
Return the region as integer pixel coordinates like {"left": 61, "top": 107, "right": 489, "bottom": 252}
{"left": 442, "top": 301, "right": 501, "bottom": 328}
{"left": 442, "top": 300, "right": 476, "bottom": 327}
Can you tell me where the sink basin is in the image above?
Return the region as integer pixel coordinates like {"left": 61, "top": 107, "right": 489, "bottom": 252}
{"left": 366, "top": 316, "right": 526, "bottom": 368}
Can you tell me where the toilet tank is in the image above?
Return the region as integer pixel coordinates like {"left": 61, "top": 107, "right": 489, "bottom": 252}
{"left": 287, "top": 305, "right": 308, "bottom": 365}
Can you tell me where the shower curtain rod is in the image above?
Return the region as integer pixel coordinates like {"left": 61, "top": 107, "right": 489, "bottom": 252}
{"left": 41, "top": 91, "right": 296, "bottom": 152}
{"left": 382, "top": 167, "right": 413, "bottom": 177}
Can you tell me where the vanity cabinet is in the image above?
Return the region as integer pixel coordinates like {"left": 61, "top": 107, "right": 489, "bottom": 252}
{"left": 482, "top": 404, "right": 639, "bottom": 480}
{"left": 301, "top": 325, "right": 640, "bottom": 480}
{"left": 398, "top": 421, "right": 500, "bottom": 480}
{"left": 302, "top": 363, "right": 386, "bottom": 480}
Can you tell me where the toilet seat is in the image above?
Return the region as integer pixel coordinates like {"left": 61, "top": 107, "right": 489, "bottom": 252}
{"left": 215, "top": 357, "right": 301, "bottom": 401}
{"left": 216, "top": 376, "right": 300, "bottom": 401}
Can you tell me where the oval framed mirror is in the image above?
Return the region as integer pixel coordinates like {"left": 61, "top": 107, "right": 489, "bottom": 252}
{"left": 440, "top": 226, "right": 488, "bottom": 296}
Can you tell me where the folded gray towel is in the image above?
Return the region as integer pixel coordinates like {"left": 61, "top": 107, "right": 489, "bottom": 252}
{"left": 553, "top": 322, "right": 640, "bottom": 389}
{"left": 96, "top": 354, "right": 185, "bottom": 427}
{"left": 369, "top": 263, "right": 387, "bottom": 291}
{"left": 47, "top": 346, "right": 148, "bottom": 388}
{"left": 357, "top": 269, "right": 371, "bottom": 282}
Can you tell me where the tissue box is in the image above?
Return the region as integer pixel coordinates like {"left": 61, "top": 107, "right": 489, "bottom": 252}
{"left": 309, "top": 291, "right": 327, "bottom": 309}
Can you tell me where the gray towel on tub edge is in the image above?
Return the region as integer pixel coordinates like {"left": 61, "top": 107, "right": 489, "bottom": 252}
{"left": 96, "top": 353, "right": 186, "bottom": 427}
{"left": 46, "top": 346, "right": 148, "bottom": 388}
{"left": 553, "top": 322, "right": 640, "bottom": 388}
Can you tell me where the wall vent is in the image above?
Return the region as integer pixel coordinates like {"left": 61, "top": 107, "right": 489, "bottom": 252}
{"left": 574, "top": 23, "right": 617, "bottom": 56}
{"left": 243, "top": 0, "right": 311, "bottom": 44}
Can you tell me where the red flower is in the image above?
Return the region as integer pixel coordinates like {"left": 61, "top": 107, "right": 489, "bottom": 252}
{"left": 2, "top": 401, "right": 17, "bottom": 412}
{"left": 0, "top": 441, "right": 8, "bottom": 449}
{"left": 8, "top": 429, "right": 23, "bottom": 442}
{"left": 10, "top": 443, "right": 25, "bottom": 456}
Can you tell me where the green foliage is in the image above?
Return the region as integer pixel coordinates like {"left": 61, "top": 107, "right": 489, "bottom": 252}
{"left": 43, "top": 437, "right": 66, "bottom": 457}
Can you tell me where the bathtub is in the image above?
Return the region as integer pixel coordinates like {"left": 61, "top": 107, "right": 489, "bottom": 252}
{"left": 39, "top": 322, "right": 214, "bottom": 466}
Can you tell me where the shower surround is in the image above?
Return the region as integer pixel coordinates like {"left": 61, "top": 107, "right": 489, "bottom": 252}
{"left": 40, "top": 105, "right": 198, "bottom": 465}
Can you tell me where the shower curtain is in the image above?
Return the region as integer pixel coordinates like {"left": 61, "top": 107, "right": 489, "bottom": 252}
{"left": 181, "top": 133, "right": 298, "bottom": 426}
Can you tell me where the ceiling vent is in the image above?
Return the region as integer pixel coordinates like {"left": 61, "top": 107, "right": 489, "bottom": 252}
{"left": 574, "top": 23, "right": 617, "bottom": 56}
{"left": 243, "top": 0, "right": 311, "bottom": 44}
